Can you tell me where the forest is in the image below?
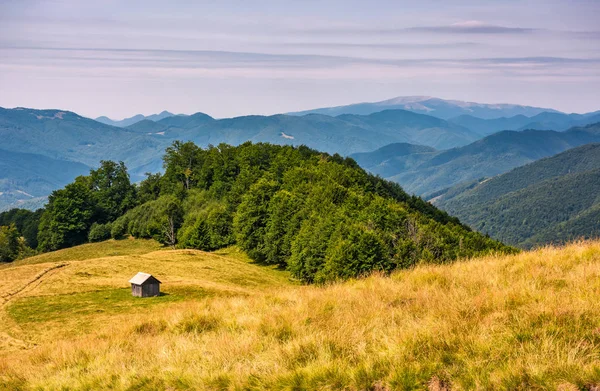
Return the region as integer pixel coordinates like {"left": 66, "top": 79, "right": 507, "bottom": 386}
{"left": 0, "top": 141, "right": 514, "bottom": 282}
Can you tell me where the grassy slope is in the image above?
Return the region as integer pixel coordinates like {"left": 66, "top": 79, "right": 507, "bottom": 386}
{"left": 1, "top": 239, "right": 600, "bottom": 390}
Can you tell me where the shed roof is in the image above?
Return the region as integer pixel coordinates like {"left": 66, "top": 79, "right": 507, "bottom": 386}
{"left": 128, "top": 272, "right": 161, "bottom": 285}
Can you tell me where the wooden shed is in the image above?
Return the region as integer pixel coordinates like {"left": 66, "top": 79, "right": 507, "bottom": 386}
{"left": 129, "top": 272, "right": 161, "bottom": 297}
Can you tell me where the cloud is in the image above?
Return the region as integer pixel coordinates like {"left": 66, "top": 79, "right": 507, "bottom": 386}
{"left": 3, "top": 46, "right": 598, "bottom": 75}
{"left": 271, "top": 42, "right": 483, "bottom": 50}
{"left": 410, "top": 21, "right": 537, "bottom": 34}
{"left": 290, "top": 21, "right": 538, "bottom": 36}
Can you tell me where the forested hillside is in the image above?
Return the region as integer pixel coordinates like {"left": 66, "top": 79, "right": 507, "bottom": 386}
{"left": 1, "top": 142, "right": 513, "bottom": 282}
{"left": 353, "top": 122, "right": 600, "bottom": 196}
{"left": 435, "top": 143, "right": 600, "bottom": 247}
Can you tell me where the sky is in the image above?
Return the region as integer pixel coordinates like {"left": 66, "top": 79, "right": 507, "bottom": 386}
{"left": 0, "top": 0, "right": 599, "bottom": 119}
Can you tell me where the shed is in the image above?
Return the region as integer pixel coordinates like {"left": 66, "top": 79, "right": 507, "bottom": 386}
{"left": 129, "top": 272, "right": 161, "bottom": 297}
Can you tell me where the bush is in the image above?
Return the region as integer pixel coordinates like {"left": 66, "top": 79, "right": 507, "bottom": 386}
{"left": 88, "top": 223, "right": 112, "bottom": 242}
{"left": 117, "top": 195, "right": 183, "bottom": 246}
{"left": 111, "top": 217, "right": 128, "bottom": 239}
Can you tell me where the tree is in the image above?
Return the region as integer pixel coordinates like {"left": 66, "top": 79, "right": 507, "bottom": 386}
{"left": 37, "top": 178, "right": 96, "bottom": 252}
{"left": 178, "top": 200, "right": 234, "bottom": 251}
{"left": 89, "top": 160, "right": 137, "bottom": 222}
{"left": 138, "top": 172, "right": 162, "bottom": 204}
{"left": 162, "top": 141, "right": 202, "bottom": 192}
{"left": 233, "top": 178, "right": 278, "bottom": 262}
{"left": 161, "top": 196, "right": 183, "bottom": 248}
{"left": 263, "top": 190, "right": 305, "bottom": 267}
{"left": 0, "top": 224, "right": 20, "bottom": 262}
{"left": 0, "top": 208, "right": 43, "bottom": 248}
{"left": 317, "top": 224, "right": 391, "bottom": 283}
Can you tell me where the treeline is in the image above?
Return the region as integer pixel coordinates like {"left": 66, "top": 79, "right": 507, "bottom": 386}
{"left": 0, "top": 142, "right": 514, "bottom": 282}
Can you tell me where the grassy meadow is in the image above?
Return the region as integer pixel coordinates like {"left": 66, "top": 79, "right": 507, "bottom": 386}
{"left": 1, "top": 239, "right": 600, "bottom": 390}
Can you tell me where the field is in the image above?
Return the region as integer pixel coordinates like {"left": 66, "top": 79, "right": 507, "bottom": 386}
{"left": 1, "top": 239, "right": 600, "bottom": 390}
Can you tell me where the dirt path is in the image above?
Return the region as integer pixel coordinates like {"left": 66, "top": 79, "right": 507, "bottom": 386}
{"left": 0, "top": 263, "right": 68, "bottom": 306}
{"left": 0, "top": 263, "right": 69, "bottom": 351}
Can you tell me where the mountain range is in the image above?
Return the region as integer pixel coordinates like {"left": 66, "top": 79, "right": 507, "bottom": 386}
{"left": 289, "top": 96, "right": 563, "bottom": 119}
{"left": 2, "top": 97, "right": 600, "bottom": 250}
{"left": 351, "top": 123, "right": 600, "bottom": 197}
{"left": 95, "top": 111, "right": 175, "bottom": 127}
{"left": 0, "top": 105, "right": 481, "bottom": 179}
{"left": 449, "top": 111, "right": 600, "bottom": 137}
{"left": 93, "top": 96, "right": 599, "bottom": 129}
{"left": 434, "top": 143, "right": 600, "bottom": 247}
{"left": 127, "top": 109, "right": 479, "bottom": 151}
{"left": 0, "top": 105, "right": 481, "bottom": 210}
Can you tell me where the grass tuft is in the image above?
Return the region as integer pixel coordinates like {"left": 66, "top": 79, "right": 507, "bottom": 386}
{"left": 174, "top": 313, "right": 221, "bottom": 334}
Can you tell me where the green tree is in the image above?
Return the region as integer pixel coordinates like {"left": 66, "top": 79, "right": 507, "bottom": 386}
{"left": 0, "top": 208, "right": 43, "bottom": 248}
{"left": 160, "top": 196, "right": 184, "bottom": 248}
{"left": 0, "top": 224, "right": 21, "bottom": 262}
{"left": 178, "top": 200, "right": 234, "bottom": 251}
{"left": 37, "top": 178, "right": 96, "bottom": 252}
{"left": 89, "top": 160, "right": 137, "bottom": 222}
{"left": 263, "top": 190, "right": 305, "bottom": 267}
{"left": 162, "top": 141, "right": 202, "bottom": 192}
{"left": 233, "top": 178, "right": 278, "bottom": 262}
{"left": 138, "top": 172, "right": 163, "bottom": 204}
{"left": 118, "top": 195, "right": 183, "bottom": 247}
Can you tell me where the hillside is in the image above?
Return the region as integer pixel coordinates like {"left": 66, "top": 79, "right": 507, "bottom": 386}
{"left": 0, "top": 107, "right": 167, "bottom": 179}
{"left": 353, "top": 122, "right": 600, "bottom": 196}
{"left": 350, "top": 143, "right": 437, "bottom": 178}
{"left": 449, "top": 111, "right": 600, "bottom": 136}
{"left": 0, "top": 149, "right": 89, "bottom": 211}
{"left": 336, "top": 109, "right": 478, "bottom": 149}
{"left": 289, "top": 96, "right": 561, "bottom": 119}
{"left": 435, "top": 143, "right": 600, "bottom": 247}
{"left": 24, "top": 142, "right": 509, "bottom": 284}
{"left": 1, "top": 239, "right": 600, "bottom": 389}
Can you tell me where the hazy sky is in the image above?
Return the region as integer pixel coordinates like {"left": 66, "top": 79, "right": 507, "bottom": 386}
{"left": 1, "top": 0, "right": 599, "bottom": 119}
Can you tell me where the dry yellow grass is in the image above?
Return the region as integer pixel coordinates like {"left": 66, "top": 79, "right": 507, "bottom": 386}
{"left": 1, "top": 239, "right": 600, "bottom": 390}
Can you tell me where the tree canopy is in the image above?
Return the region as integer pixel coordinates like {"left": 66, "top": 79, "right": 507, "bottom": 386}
{"left": 4, "top": 141, "right": 514, "bottom": 280}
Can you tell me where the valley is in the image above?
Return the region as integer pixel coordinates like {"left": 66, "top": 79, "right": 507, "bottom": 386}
{"left": 435, "top": 143, "right": 600, "bottom": 247}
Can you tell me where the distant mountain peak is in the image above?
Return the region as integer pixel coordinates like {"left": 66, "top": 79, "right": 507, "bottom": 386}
{"left": 289, "top": 96, "right": 563, "bottom": 120}
{"left": 378, "top": 96, "right": 434, "bottom": 105}
{"left": 95, "top": 111, "right": 176, "bottom": 127}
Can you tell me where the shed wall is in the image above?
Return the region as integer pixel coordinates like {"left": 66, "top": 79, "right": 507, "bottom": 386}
{"left": 142, "top": 283, "right": 160, "bottom": 297}
{"left": 131, "top": 284, "right": 143, "bottom": 297}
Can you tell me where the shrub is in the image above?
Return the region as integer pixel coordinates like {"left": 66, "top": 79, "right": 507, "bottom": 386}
{"left": 88, "top": 222, "right": 112, "bottom": 242}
